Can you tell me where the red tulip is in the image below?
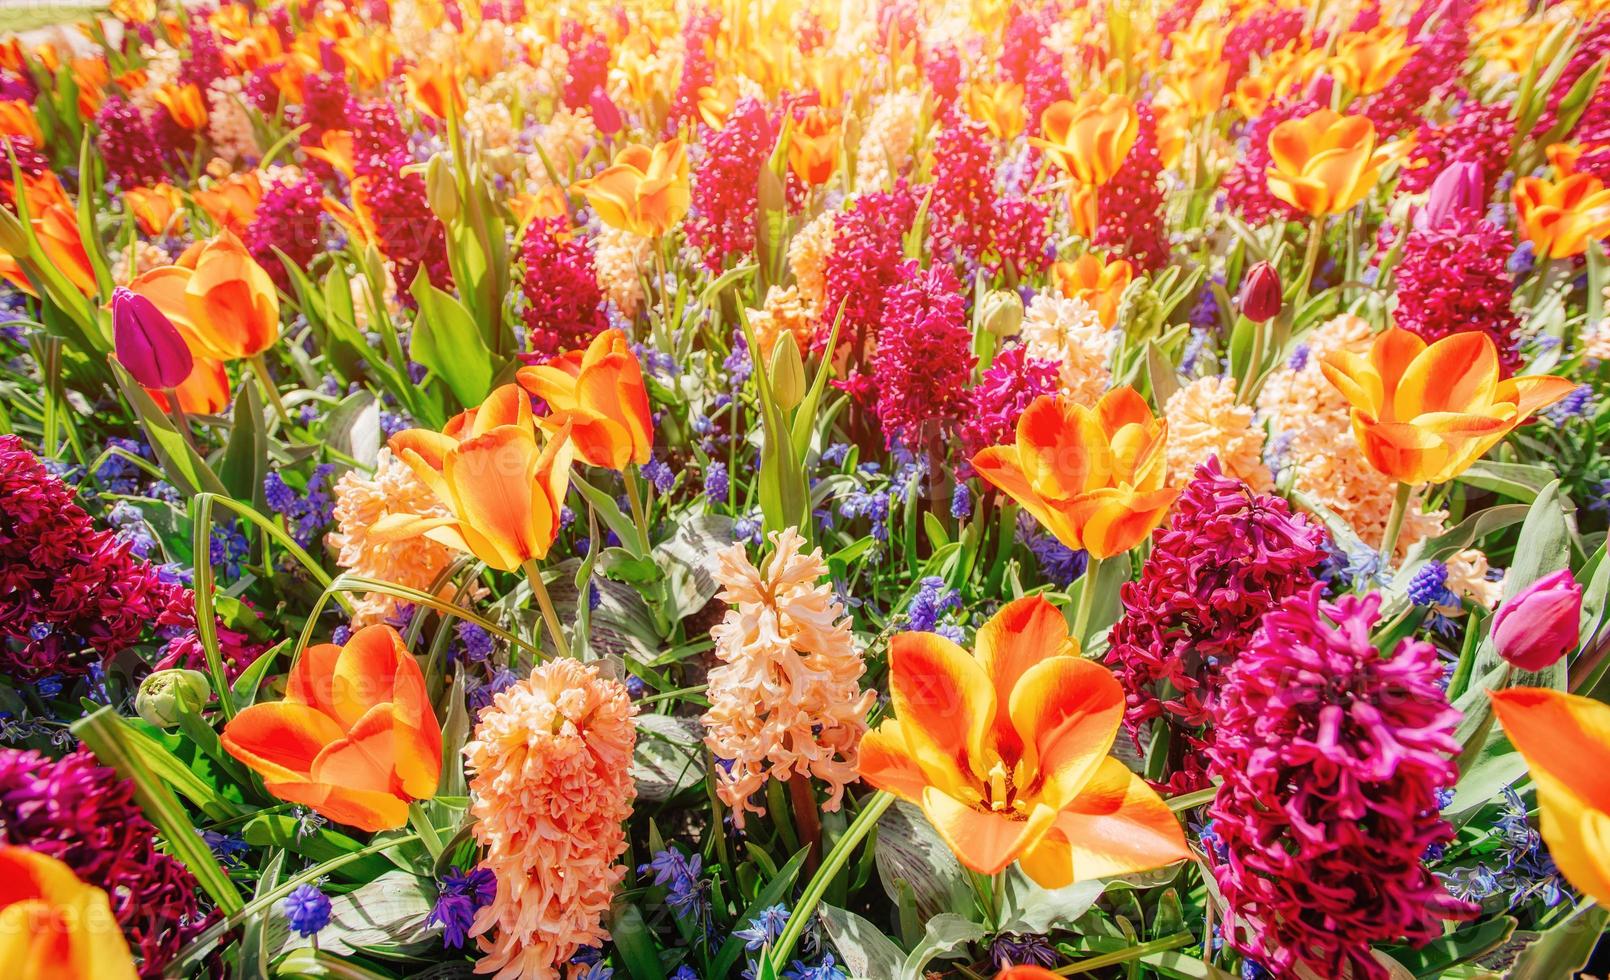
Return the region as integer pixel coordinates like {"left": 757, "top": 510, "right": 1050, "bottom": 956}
{"left": 1238, "top": 261, "right": 1282, "bottom": 323}
{"left": 1493, "top": 569, "right": 1584, "bottom": 671}
{"left": 111, "top": 286, "right": 192, "bottom": 389}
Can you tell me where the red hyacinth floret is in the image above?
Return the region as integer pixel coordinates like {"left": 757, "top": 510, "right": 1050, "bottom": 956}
{"left": 561, "top": 22, "right": 611, "bottom": 110}
{"left": 0, "top": 747, "right": 216, "bottom": 978}
{"left": 1364, "top": 14, "right": 1471, "bottom": 135}
{"left": 1093, "top": 101, "right": 1168, "bottom": 273}
{"left": 96, "top": 97, "right": 166, "bottom": 189}
{"left": 687, "top": 96, "right": 774, "bottom": 270}
{"left": 520, "top": 216, "right": 607, "bottom": 359}
{"left": 1206, "top": 585, "right": 1475, "bottom": 980}
{"left": 1220, "top": 4, "right": 1306, "bottom": 86}
{"left": 1394, "top": 201, "right": 1523, "bottom": 375}
{"left": 822, "top": 182, "right": 917, "bottom": 352}
{"left": 1105, "top": 458, "right": 1328, "bottom": 793}
{"left": 667, "top": 10, "right": 719, "bottom": 132}
{"left": 246, "top": 174, "right": 327, "bottom": 293}
{"left": 871, "top": 260, "right": 974, "bottom": 450}
{"left": 348, "top": 100, "right": 452, "bottom": 291}
{"left": 958, "top": 343, "right": 1060, "bottom": 460}
{"left": 1399, "top": 97, "right": 1513, "bottom": 198}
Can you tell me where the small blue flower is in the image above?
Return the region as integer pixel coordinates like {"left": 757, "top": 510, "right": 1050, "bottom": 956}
{"left": 950, "top": 482, "right": 971, "bottom": 519}
{"left": 455, "top": 622, "right": 495, "bottom": 664}
{"left": 733, "top": 904, "right": 789, "bottom": 951}
{"left": 705, "top": 460, "right": 730, "bottom": 504}
{"left": 283, "top": 884, "right": 332, "bottom": 937}
{"left": 643, "top": 455, "right": 676, "bottom": 493}
{"left": 785, "top": 953, "right": 848, "bottom": 980}
{"left": 429, "top": 866, "right": 496, "bottom": 949}
{"left": 1407, "top": 561, "right": 1457, "bottom": 607}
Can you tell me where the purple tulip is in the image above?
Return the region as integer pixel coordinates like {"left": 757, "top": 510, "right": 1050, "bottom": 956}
{"left": 589, "top": 87, "right": 622, "bottom": 136}
{"left": 1238, "top": 261, "right": 1282, "bottom": 323}
{"left": 112, "top": 286, "right": 192, "bottom": 389}
{"left": 1414, "top": 161, "right": 1484, "bottom": 233}
{"left": 1493, "top": 568, "right": 1584, "bottom": 671}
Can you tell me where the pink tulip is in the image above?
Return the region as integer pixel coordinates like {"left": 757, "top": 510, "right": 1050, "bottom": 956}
{"left": 1493, "top": 568, "right": 1584, "bottom": 671}
{"left": 112, "top": 286, "right": 192, "bottom": 389}
{"left": 1415, "top": 161, "right": 1483, "bottom": 232}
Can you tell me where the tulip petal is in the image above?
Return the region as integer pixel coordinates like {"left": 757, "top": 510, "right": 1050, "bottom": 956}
{"left": 1007, "top": 656, "right": 1124, "bottom": 811}
{"left": 976, "top": 595, "right": 1079, "bottom": 762}
{"left": 920, "top": 787, "right": 1058, "bottom": 875}
{"left": 1048, "top": 757, "right": 1189, "bottom": 881}
{"left": 888, "top": 630, "right": 996, "bottom": 788}
{"left": 443, "top": 426, "right": 543, "bottom": 570}
{"left": 856, "top": 720, "right": 934, "bottom": 802}
{"left": 263, "top": 778, "right": 412, "bottom": 832}
{"left": 310, "top": 702, "right": 403, "bottom": 794}
{"left": 221, "top": 701, "right": 344, "bottom": 783}
{"left": 327, "top": 624, "right": 410, "bottom": 727}
{"left": 1500, "top": 374, "right": 1577, "bottom": 422}
{"left": 1394, "top": 330, "right": 1498, "bottom": 419}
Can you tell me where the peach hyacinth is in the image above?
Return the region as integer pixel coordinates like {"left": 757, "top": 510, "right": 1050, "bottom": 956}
{"left": 465, "top": 659, "right": 638, "bottom": 980}
{"left": 703, "top": 527, "right": 876, "bottom": 827}
{"left": 1163, "top": 375, "right": 1273, "bottom": 491}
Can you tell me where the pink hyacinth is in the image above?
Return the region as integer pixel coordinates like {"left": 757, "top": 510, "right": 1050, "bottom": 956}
{"left": 348, "top": 100, "right": 452, "bottom": 292}
{"left": 687, "top": 97, "right": 775, "bottom": 270}
{"left": 1221, "top": 5, "right": 1306, "bottom": 86}
{"left": 1105, "top": 458, "right": 1327, "bottom": 794}
{"left": 96, "top": 97, "right": 166, "bottom": 189}
{"left": 872, "top": 261, "right": 975, "bottom": 450}
{"left": 519, "top": 217, "right": 607, "bottom": 360}
{"left": 1093, "top": 101, "right": 1169, "bottom": 273}
{"left": 929, "top": 117, "right": 1050, "bottom": 274}
{"left": 246, "top": 174, "right": 327, "bottom": 293}
{"left": 1206, "top": 585, "right": 1475, "bottom": 980}
{"left": 959, "top": 344, "right": 1061, "bottom": 460}
{"left": 822, "top": 183, "right": 917, "bottom": 356}
{"left": 1399, "top": 97, "right": 1513, "bottom": 198}
{"left": 1363, "top": 14, "right": 1471, "bottom": 135}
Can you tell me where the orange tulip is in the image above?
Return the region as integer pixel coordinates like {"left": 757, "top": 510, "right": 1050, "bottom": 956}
{"left": 153, "top": 82, "right": 208, "bottom": 130}
{"left": 127, "top": 231, "right": 279, "bottom": 362}
{"left": 193, "top": 171, "right": 264, "bottom": 236}
{"left": 0, "top": 251, "right": 35, "bottom": 297}
{"left": 33, "top": 203, "right": 97, "bottom": 297}
{"left": 964, "top": 79, "right": 1027, "bottom": 141}
{"left": 858, "top": 595, "right": 1189, "bottom": 887}
{"left": 335, "top": 35, "right": 397, "bottom": 90}
{"left": 997, "top": 969, "right": 1060, "bottom": 980}
{"left": 405, "top": 62, "right": 465, "bottom": 119}
{"left": 1052, "top": 253, "right": 1133, "bottom": 328}
{"left": 1032, "top": 92, "right": 1139, "bottom": 187}
{"left": 0, "top": 846, "right": 136, "bottom": 979}
{"left": 149, "top": 357, "right": 231, "bottom": 414}
{"left": 221, "top": 624, "right": 442, "bottom": 832}
{"left": 124, "top": 183, "right": 185, "bottom": 236}
{"left": 572, "top": 139, "right": 691, "bottom": 238}
{"left": 787, "top": 106, "right": 841, "bottom": 186}
{"left": 1489, "top": 688, "right": 1610, "bottom": 904}
{"left": 1265, "top": 108, "right": 1394, "bottom": 216}
{"left": 1512, "top": 172, "right": 1610, "bottom": 259}
{"left": 304, "top": 129, "right": 357, "bottom": 180}
{"left": 1329, "top": 26, "right": 1418, "bottom": 96}
{"left": 384, "top": 385, "right": 576, "bottom": 572}
{"left": 1318, "top": 327, "right": 1574, "bottom": 486}
{"left": 972, "top": 388, "right": 1178, "bottom": 560}
{"left": 0, "top": 99, "right": 41, "bottom": 145}
{"left": 517, "top": 328, "right": 654, "bottom": 471}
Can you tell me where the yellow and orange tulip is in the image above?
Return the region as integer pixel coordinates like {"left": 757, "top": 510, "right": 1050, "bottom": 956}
{"left": 153, "top": 82, "right": 208, "bottom": 131}
{"left": 964, "top": 79, "right": 1027, "bottom": 141}
{"left": 127, "top": 231, "right": 280, "bottom": 362}
{"left": 221, "top": 624, "right": 442, "bottom": 832}
{"left": 1052, "top": 253, "right": 1133, "bottom": 328}
{"left": 384, "top": 385, "right": 575, "bottom": 572}
{"left": 1032, "top": 92, "right": 1138, "bottom": 188}
{"left": 1512, "top": 172, "right": 1610, "bottom": 260}
{"left": 1329, "top": 26, "right": 1418, "bottom": 97}
{"left": 1319, "top": 327, "right": 1574, "bottom": 486}
{"left": 1489, "top": 688, "right": 1610, "bottom": 904}
{"left": 193, "top": 171, "right": 264, "bottom": 236}
{"left": 0, "top": 99, "right": 41, "bottom": 145}
{"left": 0, "top": 846, "right": 136, "bottom": 979}
{"left": 517, "top": 329, "right": 653, "bottom": 472}
{"left": 858, "top": 595, "right": 1189, "bottom": 887}
{"left": 32, "top": 203, "right": 97, "bottom": 297}
{"left": 406, "top": 62, "right": 466, "bottom": 120}
{"left": 149, "top": 357, "right": 232, "bottom": 415}
{"left": 972, "top": 388, "right": 1178, "bottom": 560}
{"left": 787, "top": 106, "right": 841, "bottom": 187}
{"left": 1265, "top": 108, "right": 1393, "bottom": 216}
{"left": 124, "top": 183, "right": 185, "bottom": 236}
{"left": 572, "top": 139, "right": 691, "bottom": 238}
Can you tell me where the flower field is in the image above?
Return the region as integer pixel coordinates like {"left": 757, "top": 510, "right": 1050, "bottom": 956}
{"left": 2, "top": 0, "right": 1610, "bottom": 976}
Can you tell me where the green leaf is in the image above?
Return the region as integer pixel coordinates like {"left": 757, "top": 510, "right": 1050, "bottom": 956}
{"left": 609, "top": 901, "right": 668, "bottom": 980}
{"left": 239, "top": 814, "right": 393, "bottom": 881}
{"left": 239, "top": 849, "right": 285, "bottom": 980}
{"left": 409, "top": 269, "right": 497, "bottom": 409}
{"left": 1456, "top": 460, "right": 1561, "bottom": 502}
{"left": 1380, "top": 914, "right": 1515, "bottom": 977}
{"left": 218, "top": 382, "right": 266, "bottom": 505}
{"left": 1508, "top": 901, "right": 1609, "bottom": 979}
{"left": 873, "top": 802, "right": 972, "bottom": 919}
{"left": 572, "top": 475, "right": 646, "bottom": 558}
{"left": 710, "top": 848, "right": 809, "bottom": 980}
{"left": 997, "top": 867, "right": 1104, "bottom": 935}
{"left": 72, "top": 707, "right": 245, "bottom": 914}
{"left": 631, "top": 712, "right": 704, "bottom": 803}
{"left": 820, "top": 904, "right": 907, "bottom": 980}
{"left": 899, "top": 912, "right": 987, "bottom": 980}
{"left": 112, "top": 362, "right": 227, "bottom": 498}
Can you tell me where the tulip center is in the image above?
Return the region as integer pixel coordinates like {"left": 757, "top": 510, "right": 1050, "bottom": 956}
{"left": 983, "top": 761, "right": 1027, "bottom": 818}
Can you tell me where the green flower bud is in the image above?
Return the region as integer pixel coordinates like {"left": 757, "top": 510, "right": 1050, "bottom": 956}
{"left": 135, "top": 669, "right": 211, "bottom": 729}
{"left": 980, "top": 288, "right": 1024, "bottom": 337}
{"left": 425, "top": 155, "right": 460, "bottom": 224}
{"left": 769, "top": 330, "right": 806, "bottom": 411}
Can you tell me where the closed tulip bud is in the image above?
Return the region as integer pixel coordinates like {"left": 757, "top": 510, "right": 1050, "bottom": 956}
{"left": 0, "top": 204, "right": 28, "bottom": 254}
{"left": 1416, "top": 161, "right": 1484, "bottom": 232}
{"left": 1493, "top": 569, "right": 1584, "bottom": 671}
{"left": 769, "top": 330, "right": 806, "bottom": 411}
{"left": 135, "top": 668, "right": 211, "bottom": 729}
{"left": 112, "top": 285, "right": 193, "bottom": 388}
{"left": 1238, "top": 261, "right": 1282, "bottom": 322}
{"left": 425, "top": 155, "right": 459, "bottom": 223}
{"left": 589, "top": 86, "right": 623, "bottom": 135}
{"left": 980, "top": 288, "right": 1024, "bottom": 337}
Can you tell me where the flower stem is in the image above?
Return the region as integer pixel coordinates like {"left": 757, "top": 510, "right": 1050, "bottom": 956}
{"left": 624, "top": 468, "right": 653, "bottom": 555}
{"left": 249, "top": 353, "right": 291, "bottom": 425}
{"left": 1292, "top": 214, "right": 1326, "bottom": 315}
{"left": 522, "top": 559, "right": 572, "bottom": 659}
{"left": 768, "top": 790, "right": 894, "bottom": 972}
{"left": 409, "top": 802, "right": 443, "bottom": 862}
{"left": 1378, "top": 481, "right": 1414, "bottom": 577}
{"left": 1072, "top": 555, "right": 1103, "bottom": 646}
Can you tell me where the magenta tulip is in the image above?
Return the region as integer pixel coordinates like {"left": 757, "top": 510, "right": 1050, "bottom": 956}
{"left": 1238, "top": 261, "right": 1282, "bottom": 323}
{"left": 112, "top": 286, "right": 192, "bottom": 389}
{"left": 1493, "top": 568, "right": 1584, "bottom": 671}
{"left": 1415, "top": 161, "right": 1483, "bottom": 232}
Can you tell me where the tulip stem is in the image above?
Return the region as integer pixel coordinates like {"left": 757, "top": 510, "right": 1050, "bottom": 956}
{"left": 409, "top": 802, "right": 444, "bottom": 862}
{"left": 163, "top": 388, "right": 199, "bottom": 453}
{"left": 249, "top": 354, "right": 291, "bottom": 426}
{"left": 522, "top": 559, "right": 572, "bottom": 659}
{"left": 1292, "top": 214, "right": 1326, "bottom": 315}
{"left": 1379, "top": 482, "right": 1414, "bottom": 578}
{"left": 767, "top": 790, "right": 894, "bottom": 973}
{"left": 625, "top": 469, "right": 653, "bottom": 555}
{"left": 1072, "top": 556, "right": 1103, "bottom": 647}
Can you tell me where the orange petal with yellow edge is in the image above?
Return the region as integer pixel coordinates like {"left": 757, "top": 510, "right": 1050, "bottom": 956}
{"left": 975, "top": 595, "right": 1079, "bottom": 762}
{"left": 920, "top": 787, "right": 1059, "bottom": 875}
{"left": 856, "top": 719, "right": 932, "bottom": 802}
{"left": 888, "top": 630, "right": 995, "bottom": 787}
{"left": 1039, "top": 757, "right": 1188, "bottom": 884}
{"left": 263, "top": 778, "right": 411, "bottom": 832}
{"left": 221, "top": 701, "right": 344, "bottom": 783}
{"left": 1007, "top": 655, "right": 1123, "bottom": 810}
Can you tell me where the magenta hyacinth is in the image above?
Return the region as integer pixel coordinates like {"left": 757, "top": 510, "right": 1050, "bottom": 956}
{"left": 1092, "top": 100, "right": 1168, "bottom": 273}
{"left": 0, "top": 747, "right": 216, "bottom": 977}
{"left": 930, "top": 117, "right": 1050, "bottom": 274}
{"left": 822, "top": 182, "right": 917, "bottom": 354}
{"left": 687, "top": 96, "right": 774, "bottom": 271}
{"left": 958, "top": 343, "right": 1061, "bottom": 460}
{"left": 871, "top": 261, "right": 974, "bottom": 450}
{"left": 1399, "top": 97, "right": 1513, "bottom": 198}
{"left": 1105, "top": 458, "right": 1328, "bottom": 793}
{"left": 246, "top": 174, "right": 327, "bottom": 293}
{"left": 1206, "top": 585, "right": 1475, "bottom": 980}
{"left": 348, "top": 100, "right": 452, "bottom": 292}
{"left": 96, "top": 97, "right": 167, "bottom": 189}
{"left": 520, "top": 217, "right": 607, "bottom": 359}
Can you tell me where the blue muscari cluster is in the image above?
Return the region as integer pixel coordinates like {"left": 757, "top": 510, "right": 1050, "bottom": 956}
{"left": 1286, "top": 343, "right": 1310, "bottom": 371}
{"left": 1439, "top": 786, "right": 1570, "bottom": 908}
{"left": 1407, "top": 560, "right": 1458, "bottom": 607}
{"left": 638, "top": 848, "right": 709, "bottom": 930}
{"left": 107, "top": 500, "right": 157, "bottom": 558}
{"left": 906, "top": 576, "right": 963, "bottom": 642}
{"left": 94, "top": 436, "right": 153, "bottom": 495}
{"left": 209, "top": 518, "right": 252, "bottom": 579}
{"left": 283, "top": 884, "right": 332, "bottom": 937}
{"left": 468, "top": 666, "right": 519, "bottom": 714}
{"left": 950, "top": 481, "right": 971, "bottom": 519}
{"left": 1016, "top": 512, "right": 1086, "bottom": 587}
{"left": 705, "top": 460, "right": 730, "bottom": 504}
{"left": 455, "top": 621, "right": 494, "bottom": 664}
{"left": 733, "top": 511, "right": 763, "bottom": 546}
{"left": 1188, "top": 274, "right": 1223, "bottom": 330}
{"left": 643, "top": 453, "right": 676, "bottom": 493}
{"left": 264, "top": 463, "right": 338, "bottom": 548}
{"left": 1546, "top": 384, "right": 1595, "bottom": 425}
{"left": 428, "top": 865, "right": 497, "bottom": 949}
{"left": 1179, "top": 326, "right": 1209, "bottom": 374}
{"left": 1508, "top": 241, "right": 1536, "bottom": 279}
{"left": 725, "top": 329, "right": 753, "bottom": 386}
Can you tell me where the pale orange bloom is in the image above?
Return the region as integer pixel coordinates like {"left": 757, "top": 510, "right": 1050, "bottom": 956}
{"left": 153, "top": 82, "right": 208, "bottom": 130}
{"left": 193, "top": 171, "right": 264, "bottom": 236}
{"left": 1052, "top": 253, "right": 1133, "bottom": 328}
{"left": 1265, "top": 108, "right": 1394, "bottom": 216}
{"left": 517, "top": 328, "right": 653, "bottom": 471}
{"left": 788, "top": 106, "right": 841, "bottom": 186}
{"left": 384, "top": 385, "right": 576, "bottom": 572}
{"left": 508, "top": 185, "right": 568, "bottom": 230}
{"left": 33, "top": 203, "right": 97, "bottom": 297}
{"left": 221, "top": 624, "right": 442, "bottom": 832}
{"left": 1319, "top": 327, "right": 1574, "bottom": 485}
{"left": 1330, "top": 26, "right": 1418, "bottom": 96}
{"left": 859, "top": 595, "right": 1189, "bottom": 887}
{"left": 124, "top": 184, "right": 185, "bottom": 236}
{"left": 405, "top": 62, "right": 465, "bottom": 120}
{"left": 1033, "top": 92, "right": 1139, "bottom": 187}
{"left": 572, "top": 139, "right": 690, "bottom": 238}
{"left": 1512, "top": 171, "right": 1610, "bottom": 259}
{"left": 335, "top": 35, "right": 396, "bottom": 90}
{"left": 972, "top": 388, "right": 1178, "bottom": 559}
{"left": 0, "top": 99, "right": 41, "bottom": 144}
{"left": 0, "top": 847, "right": 136, "bottom": 979}
{"left": 964, "top": 79, "right": 1027, "bottom": 141}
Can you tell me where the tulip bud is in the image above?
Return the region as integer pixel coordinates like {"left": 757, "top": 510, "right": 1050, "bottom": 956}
{"left": 112, "top": 285, "right": 193, "bottom": 389}
{"left": 1493, "top": 569, "right": 1584, "bottom": 671}
{"left": 769, "top": 330, "right": 805, "bottom": 411}
{"left": 589, "top": 87, "right": 623, "bottom": 135}
{"left": 0, "top": 204, "right": 28, "bottom": 255}
{"left": 425, "top": 155, "right": 459, "bottom": 223}
{"left": 1415, "top": 161, "right": 1483, "bottom": 233}
{"left": 1238, "top": 261, "right": 1282, "bottom": 323}
{"left": 135, "top": 668, "right": 211, "bottom": 729}
{"left": 980, "top": 288, "right": 1024, "bottom": 337}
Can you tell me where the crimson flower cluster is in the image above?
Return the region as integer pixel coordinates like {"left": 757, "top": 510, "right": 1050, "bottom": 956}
{"left": 958, "top": 344, "right": 1061, "bottom": 461}
{"left": 348, "top": 100, "right": 452, "bottom": 291}
{"left": 1094, "top": 101, "right": 1168, "bottom": 273}
{"left": 1399, "top": 99, "right": 1513, "bottom": 198}
{"left": 1206, "top": 586, "right": 1474, "bottom": 980}
{"left": 520, "top": 217, "right": 608, "bottom": 359}
{"left": 1105, "top": 458, "right": 1327, "bottom": 793}
{"left": 96, "top": 97, "right": 166, "bottom": 189}
{"left": 823, "top": 183, "right": 917, "bottom": 350}
{"left": 930, "top": 118, "right": 1049, "bottom": 274}
{"left": 872, "top": 261, "right": 974, "bottom": 451}
{"left": 247, "top": 174, "right": 328, "bottom": 293}
{"left": 687, "top": 97, "right": 774, "bottom": 270}
{"left": 1394, "top": 193, "right": 1523, "bottom": 375}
